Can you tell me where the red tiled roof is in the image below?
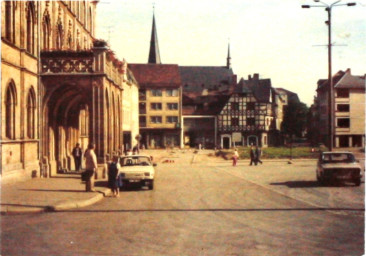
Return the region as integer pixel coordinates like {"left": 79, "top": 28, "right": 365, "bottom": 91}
{"left": 128, "top": 64, "right": 181, "bottom": 88}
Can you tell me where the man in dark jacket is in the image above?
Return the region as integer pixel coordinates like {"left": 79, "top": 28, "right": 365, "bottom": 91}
{"left": 249, "top": 146, "right": 256, "bottom": 166}
{"left": 72, "top": 143, "right": 83, "bottom": 171}
{"left": 255, "top": 146, "right": 263, "bottom": 165}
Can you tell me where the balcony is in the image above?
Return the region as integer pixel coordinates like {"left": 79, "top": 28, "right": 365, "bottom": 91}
{"left": 41, "top": 51, "right": 94, "bottom": 74}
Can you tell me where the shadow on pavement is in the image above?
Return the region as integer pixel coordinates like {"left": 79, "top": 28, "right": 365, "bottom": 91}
{"left": 270, "top": 180, "right": 363, "bottom": 188}
{"left": 20, "top": 189, "right": 86, "bottom": 192}
{"left": 56, "top": 207, "right": 365, "bottom": 213}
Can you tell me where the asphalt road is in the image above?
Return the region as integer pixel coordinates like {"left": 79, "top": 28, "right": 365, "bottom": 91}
{"left": 1, "top": 155, "right": 364, "bottom": 256}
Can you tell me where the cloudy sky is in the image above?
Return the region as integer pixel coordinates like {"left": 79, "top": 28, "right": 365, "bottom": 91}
{"left": 96, "top": 0, "right": 366, "bottom": 106}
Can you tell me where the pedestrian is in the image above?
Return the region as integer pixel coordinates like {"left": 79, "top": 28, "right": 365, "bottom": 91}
{"left": 232, "top": 148, "right": 239, "bottom": 166}
{"left": 84, "top": 143, "right": 98, "bottom": 192}
{"left": 255, "top": 146, "right": 263, "bottom": 165}
{"left": 249, "top": 146, "right": 256, "bottom": 166}
{"left": 72, "top": 143, "right": 83, "bottom": 172}
{"left": 132, "top": 144, "right": 139, "bottom": 155}
{"left": 108, "top": 156, "right": 120, "bottom": 197}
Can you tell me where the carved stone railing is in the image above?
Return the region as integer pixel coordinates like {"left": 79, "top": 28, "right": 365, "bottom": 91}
{"left": 41, "top": 51, "right": 94, "bottom": 74}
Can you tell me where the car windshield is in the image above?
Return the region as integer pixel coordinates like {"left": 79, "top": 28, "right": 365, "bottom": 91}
{"left": 322, "top": 153, "right": 355, "bottom": 163}
{"left": 120, "top": 156, "right": 151, "bottom": 166}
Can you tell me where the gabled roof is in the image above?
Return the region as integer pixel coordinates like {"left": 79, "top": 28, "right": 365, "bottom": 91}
{"left": 183, "top": 93, "right": 231, "bottom": 115}
{"left": 335, "top": 70, "right": 365, "bottom": 89}
{"left": 242, "top": 78, "right": 272, "bottom": 103}
{"left": 179, "top": 66, "right": 234, "bottom": 93}
{"left": 128, "top": 64, "right": 181, "bottom": 88}
{"left": 275, "top": 88, "right": 300, "bottom": 103}
{"left": 317, "top": 69, "right": 365, "bottom": 91}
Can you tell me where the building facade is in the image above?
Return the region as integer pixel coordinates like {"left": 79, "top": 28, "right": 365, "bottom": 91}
{"left": 129, "top": 64, "right": 183, "bottom": 149}
{"left": 1, "top": 1, "right": 138, "bottom": 182}
{"left": 313, "top": 69, "right": 365, "bottom": 148}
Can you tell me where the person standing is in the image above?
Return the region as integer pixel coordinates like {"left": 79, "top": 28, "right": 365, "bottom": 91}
{"left": 249, "top": 146, "right": 256, "bottom": 166}
{"left": 84, "top": 143, "right": 98, "bottom": 192}
{"left": 255, "top": 146, "right": 263, "bottom": 165}
{"left": 108, "top": 156, "right": 120, "bottom": 197}
{"left": 232, "top": 148, "right": 239, "bottom": 166}
{"left": 72, "top": 143, "right": 83, "bottom": 172}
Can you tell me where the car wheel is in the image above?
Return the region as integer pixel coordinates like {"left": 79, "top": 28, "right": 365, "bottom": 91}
{"left": 148, "top": 181, "right": 154, "bottom": 190}
{"left": 354, "top": 178, "right": 361, "bottom": 186}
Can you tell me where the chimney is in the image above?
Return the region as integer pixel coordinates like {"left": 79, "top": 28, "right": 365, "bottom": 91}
{"left": 254, "top": 73, "right": 259, "bottom": 80}
{"left": 248, "top": 75, "right": 252, "bottom": 80}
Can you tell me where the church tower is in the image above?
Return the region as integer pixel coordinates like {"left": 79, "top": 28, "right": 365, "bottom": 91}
{"left": 148, "top": 12, "right": 161, "bottom": 64}
{"left": 226, "top": 43, "right": 231, "bottom": 69}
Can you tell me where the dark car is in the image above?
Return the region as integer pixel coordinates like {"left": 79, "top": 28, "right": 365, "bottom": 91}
{"left": 316, "top": 152, "right": 362, "bottom": 186}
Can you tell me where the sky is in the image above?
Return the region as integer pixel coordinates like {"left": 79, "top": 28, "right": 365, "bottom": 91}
{"left": 96, "top": 0, "right": 366, "bottom": 106}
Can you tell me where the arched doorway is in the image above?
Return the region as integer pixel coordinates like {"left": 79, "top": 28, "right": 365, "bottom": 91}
{"left": 247, "top": 135, "right": 258, "bottom": 146}
{"left": 43, "top": 84, "right": 91, "bottom": 175}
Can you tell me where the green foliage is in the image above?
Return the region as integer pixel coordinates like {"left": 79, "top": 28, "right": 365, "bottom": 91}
{"left": 216, "top": 146, "right": 321, "bottom": 159}
{"left": 282, "top": 100, "right": 309, "bottom": 138}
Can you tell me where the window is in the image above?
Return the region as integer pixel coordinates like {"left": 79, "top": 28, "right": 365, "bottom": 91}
{"left": 337, "top": 118, "right": 350, "bottom": 128}
{"left": 5, "top": 81, "right": 17, "bottom": 139}
{"left": 247, "top": 118, "right": 255, "bottom": 126}
{"left": 151, "top": 89, "right": 162, "bottom": 96}
{"left": 42, "top": 13, "right": 51, "bottom": 50}
{"left": 139, "top": 103, "right": 146, "bottom": 114}
{"left": 151, "top": 103, "right": 162, "bottom": 110}
{"left": 337, "top": 89, "right": 349, "bottom": 98}
{"left": 167, "top": 103, "right": 178, "bottom": 110}
{"left": 150, "top": 116, "right": 162, "bottom": 123}
{"left": 139, "top": 89, "right": 146, "bottom": 101}
{"left": 247, "top": 102, "right": 255, "bottom": 111}
{"left": 166, "top": 116, "right": 178, "bottom": 123}
{"left": 26, "top": 2, "right": 36, "bottom": 54}
{"left": 27, "top": 88, "right": 36, "bottom": 139}
{"left": 166, "top": 89, "right": 178, "bottom": 97}
{"left": 337, "top": 104, "right": 350, "bottom": 112}
{"left": 5, "top": 1, "right": 15, "bottom": 42}
{"left": 231, "top": 102, "right": 239, "bottom": 111}
{"left": 139, "top": 116, "right": 146, "bottom": 127}
{"left": 56, "top": 21, "right": 63, "bottom": 50}
{"left": 231, "top": 118, "right": 239, "bottom": 126}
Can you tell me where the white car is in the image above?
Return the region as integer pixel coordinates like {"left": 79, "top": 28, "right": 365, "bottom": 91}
{"left": 316, "top": 151, "right": 362, "bottom": 186}
{"left": 118, "top": 155, "right": 156, "bottom": 190}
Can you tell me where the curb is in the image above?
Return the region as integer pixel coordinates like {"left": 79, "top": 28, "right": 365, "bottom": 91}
{"left": 1, "top": 188, "right": 112, "bottom": 215}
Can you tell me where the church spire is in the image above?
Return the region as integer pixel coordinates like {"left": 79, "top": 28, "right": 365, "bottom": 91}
{"left": 148, "top": 10, "right": 161, "bottom": 64}
{"left": 226, "top": 42, "right": 231, "bottom": 69}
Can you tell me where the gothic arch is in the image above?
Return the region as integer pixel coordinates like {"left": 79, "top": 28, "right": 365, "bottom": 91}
{"left": 5, "top": 80, "right": 17, "bottom": 139}
{"left": 27, "top": 86, "right": 36, "bottom": 139}
{"left": 4, "top": 1, "right": 15, "bottom": 42}
{"left": 26, "top": 1, "right": 36, "bottom": 54}
{"left": 42, "top": 10, "right": 51, "bottom": 50}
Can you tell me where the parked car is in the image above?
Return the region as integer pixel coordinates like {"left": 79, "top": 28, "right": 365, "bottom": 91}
{"left": 118, "top": 155, "right": 156, "bottom": 190}
{"left": 316, "top": 151, "right": 362, "bottom": 186}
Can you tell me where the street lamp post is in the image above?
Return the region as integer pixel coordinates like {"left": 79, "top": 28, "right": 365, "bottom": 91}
{"left": 302, "top": 0, "right": 356, "bottom": 151}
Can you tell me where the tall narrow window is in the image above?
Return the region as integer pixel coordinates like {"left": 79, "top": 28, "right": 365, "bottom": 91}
{"left": 42, "top": 13, "right": 51, "bottom": 50}
{"left": 27, "top": 88, "right": 36, "bottom": 139}
{"left": 26, "top": 2, "right": 36, "bottom": 54}
{"left": 5, "top": 1, "right": 14, "bottom": 42}
{"left": 5, "top": 82, "right": 17, "bottom": 139}
{"left": 56, "top": 22, "right": 63, "bottom": 50}
{"left": 89, "top": 7, "right": 93, "bottom": 34}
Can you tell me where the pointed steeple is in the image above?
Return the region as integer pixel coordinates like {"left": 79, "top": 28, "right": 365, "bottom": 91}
{"left": 226, "top": 42, "right": 231, "bottom": 69}
{"left": 148, "top": 11, "right": 161, "bottom": 64}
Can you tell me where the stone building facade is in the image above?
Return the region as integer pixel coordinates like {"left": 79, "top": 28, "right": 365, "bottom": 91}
{"left": 1, "top": 1, "right": 138, "bottom": 182}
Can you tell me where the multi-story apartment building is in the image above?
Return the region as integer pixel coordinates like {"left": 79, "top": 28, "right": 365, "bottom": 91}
{"left": 129, "top": 64, "right": 182, "bottom": 148}
{"left": 1, "top": 1, "right": 138, "bottom": 182}
{"left": 314, "top": 69, "right": 365, "bottom": 148}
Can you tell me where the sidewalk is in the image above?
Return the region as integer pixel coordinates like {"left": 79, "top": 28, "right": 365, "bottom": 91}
{"left": 1, "top": 174, "right": 111, "bottom": 214}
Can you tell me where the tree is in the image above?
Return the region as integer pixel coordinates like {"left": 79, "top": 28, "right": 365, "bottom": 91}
{"left": 281, "top": 101, "right": 309, "bottom": 138}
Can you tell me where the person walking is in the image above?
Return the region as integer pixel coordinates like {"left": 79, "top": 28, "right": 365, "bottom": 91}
{"left": 249, "top": 146, "right": 256, "bottom": 166}
{"left": 108, "top": 156, "right": 120, "bottom": 197}
{"left": 232, "top": 148, "right": 239, "bottom": 166}
{"left": 72, "top": 143, "right": 83, "bottom": 172}
{"left": 84, "top": 143, "right": 98, "bottom": 192}
{"left": 255, "top": 146, "right": 263, "bottom": 165}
